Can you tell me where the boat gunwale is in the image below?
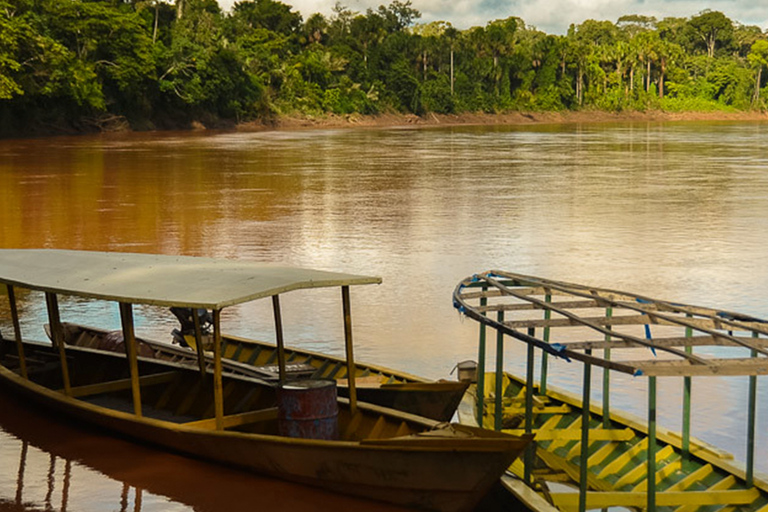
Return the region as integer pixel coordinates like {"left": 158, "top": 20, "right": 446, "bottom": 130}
{"left": 498, "top": 371, "right": 768, "bottom": 495}
{"left": 0, "top": 342, "right": 529, "bottom": 454}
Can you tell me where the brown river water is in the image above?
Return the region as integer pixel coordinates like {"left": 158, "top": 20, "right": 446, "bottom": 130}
{"left": 1, "top": 121, "right": 767, "bottom": 510}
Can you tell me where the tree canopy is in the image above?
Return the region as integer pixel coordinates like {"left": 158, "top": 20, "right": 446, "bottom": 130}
{"left": 0, "top": 1, "right": 766, "bottom": 135}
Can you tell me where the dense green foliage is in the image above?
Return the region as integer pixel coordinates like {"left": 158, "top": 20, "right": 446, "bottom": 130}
{"left": 1, "top": 0, "right": 767, "bottom": 134}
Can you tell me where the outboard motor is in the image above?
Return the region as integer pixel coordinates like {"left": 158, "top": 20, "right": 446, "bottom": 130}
{"left": 170, "top": 307, "right": 213, "bottom": 348}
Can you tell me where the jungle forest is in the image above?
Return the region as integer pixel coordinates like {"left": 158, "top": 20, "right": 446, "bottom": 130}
{"left": 1, "top": 0, "right": 768, "bottom": 135}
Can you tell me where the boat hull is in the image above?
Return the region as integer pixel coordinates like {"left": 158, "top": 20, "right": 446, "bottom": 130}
{"left": 0, "top": 341, "right": 529, "bottom": 512}
{"left": 461, "top": 371, "right": 768, "bottom": 512}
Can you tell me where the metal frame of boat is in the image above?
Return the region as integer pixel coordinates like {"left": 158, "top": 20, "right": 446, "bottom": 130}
{"left": 0, "top": 250, "right": 532, "bottom": 512}
{"left": 453, "top": 270, "right": 768, "bottom": 512}
{"left": 48, "top": 322, "right": 468, "bottom": 422}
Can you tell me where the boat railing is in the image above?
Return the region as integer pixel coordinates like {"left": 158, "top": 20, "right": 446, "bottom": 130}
{"left": 453, "top": 270, "right": 768, "bottom": 512}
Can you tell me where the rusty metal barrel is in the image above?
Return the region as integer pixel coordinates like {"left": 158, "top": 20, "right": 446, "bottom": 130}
{"left": 277, "top": 379, "right": 339, "bottom": 440}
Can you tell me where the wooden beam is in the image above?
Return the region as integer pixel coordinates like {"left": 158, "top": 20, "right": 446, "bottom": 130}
{"left": 272, "top": 295, "right": 287, "bottom": 384}
{"left": 212, "top": 309, "right": 224, "bottom": 430}
{"left": 633, "top": 357, "right": 768, "bottom": 377}
{"left": 66, "top": 371, "right": 179, "bottom": 398}
{"left": 559, "top": 335, "right": 767, "bottom": 351}
{"left": 485, "top": 276, "right": 707, "bottom": 366}
{"left": 342, "top": 286, "right": 357, "bottom": 415}
{"left": 549, "top": 488, "right": 760, "bottom": 510}
{"left": 183, "top": 407, "right": 278, "bottom": 430}
{"left": 119, "top": 302, "right": 142, "bottom": 417}
{"left": 192, "top": 309, "right": 207, "bottom": 378}
{"left": 44, "top": 293, "right": 71, "bottom": 396}
{"left": 7, "top": 286, "right": 27, "bottom": 379}
{"left": 475, "top": 299, "right": 603, "bottom": 313}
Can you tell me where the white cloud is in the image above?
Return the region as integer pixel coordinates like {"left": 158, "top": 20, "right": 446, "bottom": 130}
{"left": 217, "top": 0, "right": 768, "bottom": 34}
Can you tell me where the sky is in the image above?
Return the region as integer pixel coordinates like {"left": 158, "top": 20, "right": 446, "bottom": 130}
{"left": 217, "top": 0, "right": 768, "bottom": 35}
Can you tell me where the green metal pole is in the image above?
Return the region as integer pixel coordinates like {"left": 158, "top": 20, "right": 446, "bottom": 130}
{"left": 603, "top": 307, "right": 612, "bottom": 428}
{"left": 579, "top": 349, "right": 592, "bottom": 512}
{"left": 648, "top": 376, "right": 657, "bottom": 512}
{"left": 494, "top": 310, "right": 505, "bottom": 431}
{"left": 682, "top": 319, "right": 693, "bottom": 462}
{"left": 540, "top": 294, "right": 551, "bottom": 395}
{"left": 477, "top": 289, "right": 488, "bottom": 427}
{"left": 747, "top": 332, "right": 758, "bottom": 487}
{"left": 525, "top": 327, "right": 535, "bottom": 485}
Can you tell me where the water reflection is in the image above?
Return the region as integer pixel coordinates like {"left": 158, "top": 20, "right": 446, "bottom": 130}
{"left": 0, "top": 393, "right": 404, "bottom": 512}
{"left": 1, "top": 122, "right": 768, "bottom": 498}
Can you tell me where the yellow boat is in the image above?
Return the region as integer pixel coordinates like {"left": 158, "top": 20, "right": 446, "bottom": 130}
{"left": 453, "top": 270, "right": 768, "bottom": 512}
{"left": 48, "top": 320, "right": 468, "bottom": 422}
{"left": 0, "top": 250, "right": 532, "bottom": 512}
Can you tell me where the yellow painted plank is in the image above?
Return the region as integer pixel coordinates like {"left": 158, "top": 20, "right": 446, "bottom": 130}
{"left": 539, "top": 414, "right": 566, "bottom": 431}
{"left": 550, "top": 488, "right": 760, "bottom": 510}
{"left": 588, "top": 438, "right": 623, "bottom": 468}
{"left": 613, "top": 445, "right": 674, "bottom": 489}
{"left": 503, "top": 427, "right": 633, "bottom": 442}
{"left": 754, "top": 502, "right": 768, "bottom": 512}
{"left": 183, "top": 407, "right": 278, "bottom": 430}
{"left": 632, "top": 459, "right": 682, "bottom": 492}
{"left": 673, "top": 476, "right": 737, "bottom": 512}
{"left": 537, "top": 447, "right": 613, "bottom": 492}
{"left": 596, "top": 437, "right": 648, "bottom": 479}
{"left": 547, "top": 417, "right": 582, "bottom": 452}
{"left": 665, "top": 464, "right": 714, "bottom": 491}
{"left": 66, "top": 371, "right": 179, "bottom": 398}
{"left": 502, "top": 405, "right": 572, "bottom": 415}
{"left": 507, "top": 458, "right": 525, "bottom": 478}
{"left": 564, "top": 428, "right": 636, "bottom": 460}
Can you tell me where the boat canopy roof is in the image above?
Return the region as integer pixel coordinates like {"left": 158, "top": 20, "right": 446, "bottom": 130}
{"left": 0, "top": 249, "right": 381, "bottom": 309}
{"left": 454, "top": 270, "right": 768, "bottom": 378}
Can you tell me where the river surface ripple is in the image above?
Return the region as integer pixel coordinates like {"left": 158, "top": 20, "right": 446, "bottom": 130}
{"left": 1, "top": 121, "right": 767, "bottom": 510}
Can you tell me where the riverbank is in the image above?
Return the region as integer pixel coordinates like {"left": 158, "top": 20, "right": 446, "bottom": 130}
{"left": 237, "top": 109, "right": 768, "bottom": 132}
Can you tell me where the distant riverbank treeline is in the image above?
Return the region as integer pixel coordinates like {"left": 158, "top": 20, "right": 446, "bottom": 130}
{"left": 1, "top": 0, "right": 767, "bottom": 135}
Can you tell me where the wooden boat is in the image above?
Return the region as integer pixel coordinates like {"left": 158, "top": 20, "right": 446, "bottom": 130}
{"left": 0, "top": 390, "right": 418, "bottom": 512}
{"left": 453, "top": 270, "right": 768, "bottom": 512}
{"left": 0, "top": 250, "right": 532, "bottom": 512}
{"left": 47, "top": 321, "right": 468, "bottom": 422}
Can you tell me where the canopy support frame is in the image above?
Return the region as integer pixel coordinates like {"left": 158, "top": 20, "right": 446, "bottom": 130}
{"left": 45, "top": 293, "right": 71, "bottom": 396}
{"left": 7, "top": 285, "right": 27, "bottom": 379}
{"left": 119, "top": 302, "right": 143, "bottom": 418}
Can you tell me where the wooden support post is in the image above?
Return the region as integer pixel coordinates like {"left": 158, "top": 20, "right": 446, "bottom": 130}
{"left": 341, "top": 286, "right": 357, "bottom": 415}
{"left": 7, "top": 286, "right": 27, "bottom": 379}
{"left": 747, "top": 333, "right": 758, "bottom": 487}
{"left": 192, "top": 309, "right": 207, "bottom": 378}
{"left": 603, "top": 307, "right": 612, "bottom": 428}
{"left": 648, "top": 376, "right": 657, "bottom": 512}
{"left": 44, "top": 293, "right": 71, "bottom": 396}
{"left": 119, "top": 303, "right": 142, "bottom": 417}
{"left": 476, "top": 288, "right": 487, "bottom": 427}
{"left": 494, "top": 310, "right": 505, "bottom": 431}
{"left": 540, "top": 294, "right": 551, "bottom": 395}
{"left": 682, "top": 319, "right": 693, "bottom": 462}
{"left": 579, "top": 349, "right": 592, "bottom": 512}
{"left": 272, "top": 295, "right": 287, "bottom": 385}
{"left": 212, "top": 309, "right": 224, "bottom": 430}
{"left": 524, "top": 327, "right": 535, "bottom": 485}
